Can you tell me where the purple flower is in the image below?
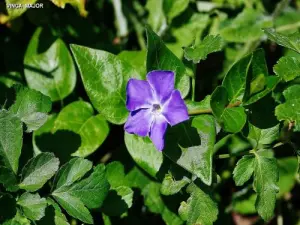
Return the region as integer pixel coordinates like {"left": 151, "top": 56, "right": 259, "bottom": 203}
{"left": 124, "top": 70, "right": 189, "bottom": 151}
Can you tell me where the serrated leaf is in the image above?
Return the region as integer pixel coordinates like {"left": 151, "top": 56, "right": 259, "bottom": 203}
{"left": 53, "top": 157, "right": 93, "bottom": 190}
{"left": 163, "top": 0, "right": 189, "bottom": 22}
{"left": 20, "top": 152, "right": 60, "bottom": 192}
{"left": 0, "top": 110, "right": 22, "bottom": 174}
{"left": 0, "top": 166, "right": 18, "bottom": 192}
{"left": 52, "top": 192, "right": 93, "bottom": 224}
{"left": 9, "top": 85, "right": 52, "bottom": 132}
{"left": 17, "top": 193, "right": 47, "bottom": 221}
{"left": 160, "top": 173, "right": 190, "bottom": 195}
{"left": 275, "top": 85, "right": 300, "bottom": 131}
{"left": 277, "top": 157, "right": 298, "bottom": 198}
{"left": 184, "top": 35, "right": 223, "bottom": 63}
{"left": 210, "top": 86, "right": 247, "bottom": 133}
{"left": 274, "top": 56, "right": 300, "bottom": 82}
{"left": 233, "top": 155, "right": 255, "bottom": 186}
{"left": 53, "top": 164, "right": 109, "bottom": 209}
{"left": 253, "top": 154, "right": 279, "bottom": 221}
{"left": 146, "top": 25, "right": 190, "bottom": 98}
{"left": 70, "top": 44, "right": 141, "bottom": 125}
{"left": 181, "top": 183, "right": 218, "bottom": 225}
{"left": 220, "top": 8, "right": 272, "bottom": 43}
{"left": 24, "top": 28, "right": 76, "bottom": 101}
{"left": 52, "top": 101, "right": 109, "bottom": 157}
{"left": 124, "top": 133, "right": 163, "bottom": 177}
{"left": 263, "top": 28, "right": 300, "bottom": 53}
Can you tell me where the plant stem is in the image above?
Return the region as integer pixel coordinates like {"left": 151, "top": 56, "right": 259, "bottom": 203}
{"left": 215, "top": 149, "right": 255, "bottom": 159}
{"left": 276, "top": 21, "right": 300, "bottom": 32}
{"left": 191, "top": 78, "right": 196, "bottom": 102}
{"left": 272, "top": 0, "right": 290, "bottom": 20}
{"left": 188, "top": 101, "right": 241, "bottom": 115}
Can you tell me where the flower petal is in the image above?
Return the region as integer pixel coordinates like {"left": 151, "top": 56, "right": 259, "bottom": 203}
{"left": 149, "top": 116, "right": 168, "bottom": 151}
{"left": 147, "top": 70, "right": 175, "bottom": 104}
{"left": 162, "top": 90, "right": 189, "bottom": 126}
{"left": 126, "top": 79, "right": 154, "bottom": 111}
{"left": 124, "top": 109, "right": 153, "bottom": 136}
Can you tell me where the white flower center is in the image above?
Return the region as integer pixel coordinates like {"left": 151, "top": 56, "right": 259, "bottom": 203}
{"left": 152, "top": 104, "right": 162, "bottom": 115}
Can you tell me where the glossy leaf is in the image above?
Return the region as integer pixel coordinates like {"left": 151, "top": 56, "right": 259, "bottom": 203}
{"left": 53, "top": 164, "right": 109, "bottom": 209}
{"left": 19, "top": 153, "right": 60, "bottom": 192}
{"left": 210, "top": 86, "right": 247, "bottom": 133}
{"left": 9, "top": 85, "right": 52, "bottom": 132}
{"left": 17, "top": 193, "right": 47, "bottom": 221}
{"left": 184, "top": 35, "right": 223, "bottom": 63}
{"left": 124, "top": 133, "right": 163, "bottom": 177}
{"left": 0, "top": 110, "right": 22, "bottom": 174}
{"left": 263, "top": 28, "right": 300, "bottom": 53}
{"left": 253, "top": 154, "right": 279, "bottom": 221}
{"left": 71, "top": 44, "right": 141, "bottom": 124}
{"left": 146, "top": 25, "right": 190, "bottom": 98}
{"left": 233, "top": 155, "right": 255, "bottom": 186}
{"left": 275, "top": 85, "right": 300, "bottom": 131}
{"left": 24, "top": 28, "right": 76, "bottom": 101}
{"left": 53, "top": 101, "right": 109, "bottom": 157}
{"left": 274, "top": 56, "right": 300, "bottom": 82}
{"left": 53, "top": 157, "right": 93, "bottom": 190}
{"left": 0, "top": 166, "right": 18, "bottom": 191}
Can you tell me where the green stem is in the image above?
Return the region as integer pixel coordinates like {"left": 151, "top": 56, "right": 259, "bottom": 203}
{"left": 191, "top": 78, "right": 196, "bottom": 102}
{"left": 127, "top": 12, "right": 146, "bottom": 50}
{"left": 272, "top": 0, "right": 290, "bottom": 20}
{"left": 215, "top": 149, "right": 255, "bottom": 159}
{"left": 188, "top": 101, "right": 241, "bottom": 116}
{"left": 276, "top": 21, "right": 300, "bottom": 32}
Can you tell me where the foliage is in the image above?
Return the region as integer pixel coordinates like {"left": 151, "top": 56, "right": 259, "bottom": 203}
{"left": 1, "top": 0, "right": 300, "bottom": 224}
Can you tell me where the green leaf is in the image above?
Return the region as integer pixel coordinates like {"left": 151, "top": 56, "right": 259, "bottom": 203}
{"left": 106, "top": 161, "right": 126, "bottom": 188}
{"left": 263, "top": 28, "right": 300, "bottom": 53}
{"left": 184, "top": 35, "right": 223, "bottom": 63}
{"left": 163, "top": 0, "right": 189, "bottom": 22}
{"left": 24, "top": 28, "right": 77, "bottom": 101}
{"left": 146, "top": 0, "right": 166, "bottom": 34}
{"left": 17, "top": 193, "right": 47, "bottom": 221}
{"left": 0, "top": 110, "right": 22, "bottom": 174}
{"left": 233, "top": 155, "right": 255, "bottom": 186}
{"left": 160, "top": 173, "right": 190, "bottom": 195}
{"left": 52, "top": 192, "right": 93, "bottom": 224}
{"left": 124, "top": 133, "right": 163, "bottom": 177}
{"left": 53, "top": 164, "right": 109, "bottom": 209}
{"left": 220, "top": 8, "right": 272, "bottom": 43}
{"left": 118, "top": 51, "right": 146, "bottom": 76}
{"left": 210, "top": 86, "right": 247, "bottom": 133}
{"left": 53, "top": 157, "right": 93, "bottom": 190}
{"left": 142, "top": 182, "right": 183, "bottom": 225}
{"left": 2, "top": 210, "right": 30, "bottom": 225}
{"left": 46, "top": 198, "right": 70, "bottom": 225}
{"left": 274, "top": 56, "right": 300, "bottom": 82}
{"left": 19, "top": 152, "right": 60, "bottom": 192}
{"left": 0, "top": 166, "right": 18, "bottom": 192}
{"left": 70, "top": 44, "right": 141, "bottom": 124}
{"left": 124, "top": 166, "right": 151, "bottom": 189}
{"left": 51, "top": 0, "right": 88, "bottom": 17}
{"left": 146, "top": 25, "right": 190, "bottom": 98}
{"left": 114, "top": 186, "right": 133, "bottom": 209}
{"left": 232, "top": 194, "right": 257, "bottom": 215}
{"left": 253, "top": 154, "right": 279, "bottom": 221}
{"left": 9, "top": 85, "right": 52, "bottom": 132}
{"left": 222, "top": 53, "right": 252, "bottom": 103}
{"left": 180, "top": 183, "right": 218, "bottom": 225}
{"left": 5, "top": 0, "right": 38, "bottom": 20}
{"left": 275, "top": 85, "right": 300, "bottom": 131}
{"left": 167, "top": 13, "right": 210, "bottom": 58}
{"left": 163, "top": 115, "right": 216, "bottom": 185}
{"left": 277, "top": 157, "right": 298, "bottom": 198}
{"left": 246, "top": 123, "right": 280, "bottom": 149}
{"left": 185, "top": 95, "right": 211, "bottom": 112}
{"left": 52, "top": 101, "right": 109, "bottom": 157}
